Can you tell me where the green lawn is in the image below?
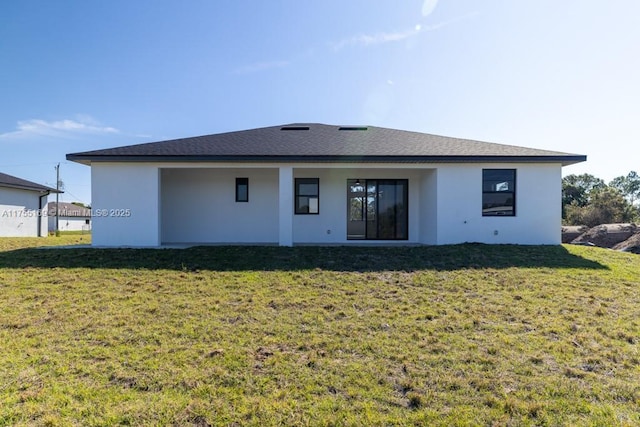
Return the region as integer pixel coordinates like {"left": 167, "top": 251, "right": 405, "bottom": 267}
{"left": 52, "top": 230, "right": 92, "bottom": 236}
{"left": 0, "top": 236, "right": 638, "bottom": 426}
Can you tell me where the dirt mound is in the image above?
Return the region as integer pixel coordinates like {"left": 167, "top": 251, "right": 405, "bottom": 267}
{"left": 571, "top": 223, "right": 637, "bottom": 248}
{"left": 613, "top": 232, "right": 640, "bottom": 254}
{"left": 561, "top": 226, "right": 589, "bottom": 243}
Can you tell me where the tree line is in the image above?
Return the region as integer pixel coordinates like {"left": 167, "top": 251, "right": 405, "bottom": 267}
{"left": 563, "top": 171, "right": 640, "bottom": 226}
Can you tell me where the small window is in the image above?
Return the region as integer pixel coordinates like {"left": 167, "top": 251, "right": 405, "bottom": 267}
{"left": 295, "top": 178, "right": 319, "bottom": 214}
{"left": 482, "top": 169, "right": 516, "bottom": 216}
{"left": 85, "top": 219, "right": 90, "bottom": 225}
{"left": 236, "top": 178, "right": 249, "bottom": 202}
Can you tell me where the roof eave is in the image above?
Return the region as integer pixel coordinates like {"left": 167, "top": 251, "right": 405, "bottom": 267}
{"left": 66, "top": 154, "right": 587, "bottom": 166}
{"left": 0, "top": 183, "right": 61, "bottom": 193}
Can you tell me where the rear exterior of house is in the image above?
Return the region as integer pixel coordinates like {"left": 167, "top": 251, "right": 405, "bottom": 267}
{"left": 0, "top": 172, "right": 57, "bottom": 237}
{"left": 67, "top": 124, "right": 586, "bottom": 247}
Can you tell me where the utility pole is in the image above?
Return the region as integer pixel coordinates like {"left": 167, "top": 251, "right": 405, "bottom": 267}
{"left": 55, "top": 163, "right": 60, "bottom": 236}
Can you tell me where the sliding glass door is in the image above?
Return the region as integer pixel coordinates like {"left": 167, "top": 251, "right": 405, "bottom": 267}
{"left": 347, "top": 179, "right": 408, "bottom": 240}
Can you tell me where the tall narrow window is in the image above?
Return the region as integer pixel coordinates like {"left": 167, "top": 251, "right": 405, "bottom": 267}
{"left": 482, "top": 169, "right": 516, "bottom": 216}
{"left": 236, "top": 177, "right": 249, "bottom": 202}
{"left": 295, "top": 178, "right": 319, "bottom": 214}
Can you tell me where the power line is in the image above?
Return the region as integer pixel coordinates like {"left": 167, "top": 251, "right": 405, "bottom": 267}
{"left": 60, "top": 189, "right": 88, "bottom": 203}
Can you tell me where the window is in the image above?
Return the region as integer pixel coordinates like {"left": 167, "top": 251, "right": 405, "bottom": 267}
{"left": 236, "top": 178, "right": 249, "bottom": 202}
{"left": 295, "top": 178, "right": 319, "bottom": 214}
{"left": 347, "top": 179, "right": 408, "bottom": 240}
{"left": 482, "top": 169, "right": 516, "bottom": 216}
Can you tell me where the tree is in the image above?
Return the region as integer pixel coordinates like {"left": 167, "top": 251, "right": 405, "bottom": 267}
{"left": 609, "top": 171, "right": 640, "bottom": 206}
{"left": 562, "top": 174, "right": 606, "bottom": 220}
{"left": 565, "top": 187, "right": 637, "bottom": 227}
{"left": 562, "top": 174, "right": 606, "bottom": 207}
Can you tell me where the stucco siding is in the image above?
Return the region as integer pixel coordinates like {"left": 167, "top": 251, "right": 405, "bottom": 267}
{"left": 91, "top": 163, "right": 160, "bottom": 246}
{"left": 161, "top": 168, "right": 279, "bottom": 243}
{"left": 88, "top": 162, "right": 563, "bottom": 247}
{"left": 292, "top": 168, "right": 423, "bottom": 244}
{"left": 48, "top": 216, "right": 91, "bottom": 232}
{"left": 419, "top": 169, "right": 438, "bottom": 245}
{"left": 0, "top": 187, "right": 44, "bottom": 237}
{"left": 435, "top": 164, "right": 562, "bottom": 245}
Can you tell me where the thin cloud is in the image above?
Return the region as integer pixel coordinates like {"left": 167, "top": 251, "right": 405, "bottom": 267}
{"left": 332, "top": 27, "right": 421, "bottom": 51}
{"left": 332, "top": 12, "right": 478, "bottom": 51}
{"left": 0, "top": 116, "right": 119, "bottom": 140}
{"left": 422, "top": 0, "right": 439, "bottom": 17}
{"left": 234, "top": 60, "right": 290, "bottom": 75}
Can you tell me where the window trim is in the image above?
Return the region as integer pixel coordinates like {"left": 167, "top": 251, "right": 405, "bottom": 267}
{"left": 482, "top": 169, "right": 516, "bottom": 217}
{"left": 235, "top": 177, "right": 249, "bottom": 202}
{"left": 295, "top": 178, "right": 319, "bottom": 215}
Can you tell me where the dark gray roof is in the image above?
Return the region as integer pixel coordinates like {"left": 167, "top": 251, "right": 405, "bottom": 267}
{"left": 67, "top": 123, "right": 586, "bottom": 166}
{"left": 0, "top": 172, "right": 59, "bottom": 193}
{"left": 48, "top": 202, "right": 91, "bottom": 217}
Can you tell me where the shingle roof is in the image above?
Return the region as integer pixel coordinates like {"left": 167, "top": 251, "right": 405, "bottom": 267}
{"left": 0, "top": 172, "right": 59, "bottom": 193}
{"left": 47, "top": 202, "right": 91, "bottom": 217}
{"left": 67, "top": 123, "right": 586, "bottom": 166}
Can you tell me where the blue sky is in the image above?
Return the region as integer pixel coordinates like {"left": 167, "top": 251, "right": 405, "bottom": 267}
{"left": 1, "top": 0, "right": 639, "bottom": 204}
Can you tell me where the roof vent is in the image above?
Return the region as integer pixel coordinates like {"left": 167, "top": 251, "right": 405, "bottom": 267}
{"left": 338, "top": 126, "right": 368, "bottom": 131}
{"left": 281, "top": 126, "right": 310, "bottom": 131}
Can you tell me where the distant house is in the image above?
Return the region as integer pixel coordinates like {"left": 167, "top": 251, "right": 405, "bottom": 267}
{"left": 66, "top": 123, "right": 586, "bottom": 247}
{"left": 0, "top": 172, "right": 58, "bottom": 237}
{"left": 48, "top": 202, "right": 91, "bottom": 233}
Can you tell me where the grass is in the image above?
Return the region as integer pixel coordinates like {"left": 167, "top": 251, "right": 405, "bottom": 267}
{"left": 50, "top": 230, "right": 91, "bottom": 236}
{"left": 0, "top": 236, "right": 639, "bottom": 426}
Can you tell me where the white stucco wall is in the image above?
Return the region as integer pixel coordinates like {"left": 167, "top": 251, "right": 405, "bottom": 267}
{"left": 419, "top": 169, "right": 438, "bottom": 245}
{"left": 292, "top": 168, "right": 424, "bottom": 244}
{"left": 0, "top": 187, "right": 47, "bottom": 237}
{"left": 48, "top": 216, "right": 91, "bottom": 232}
{"left": 88, "top": 161, "right": 563, "bottom": 247}
{"left": 278, "top": 167, "right": 293, "bottom": 246}
{"left": 161, "top": 168, "right": 279, "bottom": 244}
{"left": 159, "top": 165, "right": 425, "bottom": 245}
{"left": 435, "top": 163, "right": 562, "bottom": 245}
{"left": 91, "top": 163, "right": 160, "bottom": 246}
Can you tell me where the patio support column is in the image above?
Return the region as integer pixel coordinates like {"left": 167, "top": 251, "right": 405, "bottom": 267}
{"left": 278, "top": 166, "right": 293, "bottom": 246}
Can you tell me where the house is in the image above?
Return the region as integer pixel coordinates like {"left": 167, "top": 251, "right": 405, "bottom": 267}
{"left": 0, "top": 172, "right": 58, "bottom": 237}
{"left": 66, "top": 123, "right": 586, "bottom": 247}
{"left": 47, "top": 202, "right": 91, "bottom": 233}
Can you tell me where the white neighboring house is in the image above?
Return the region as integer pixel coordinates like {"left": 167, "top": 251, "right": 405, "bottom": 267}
{"left": 47, "top": 202, "right": 91, "bottom": 233}
{"left": 0, "top": 172, "right": 58, "bottom": 237}
{"left": 66, "top": 123, "right": 586, "bottom": 247}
